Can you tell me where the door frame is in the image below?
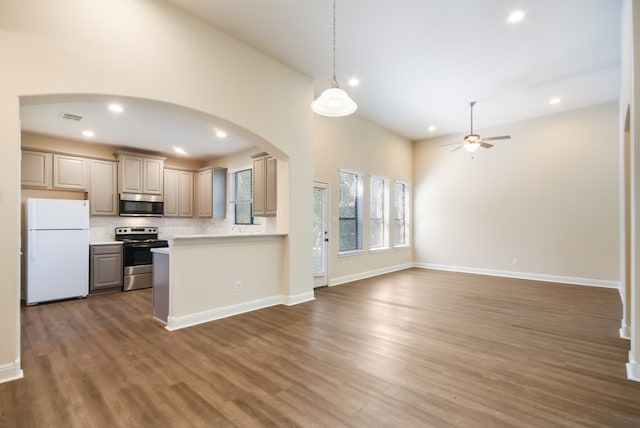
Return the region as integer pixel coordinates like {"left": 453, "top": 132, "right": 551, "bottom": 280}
{"left": 313, "top": 181, "right": 330, "bottom": 288}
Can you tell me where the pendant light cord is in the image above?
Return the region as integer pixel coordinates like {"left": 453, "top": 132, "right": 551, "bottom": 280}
{"left": 331, "top": 0, "right": 338, "bottom": 87}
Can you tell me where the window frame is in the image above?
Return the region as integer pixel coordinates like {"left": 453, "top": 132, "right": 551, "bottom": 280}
{"left": 230, "top": 167, "right": 255, "bottom": 225}
{"left": 338, "top": 169, "right": 364, "bottom": 255}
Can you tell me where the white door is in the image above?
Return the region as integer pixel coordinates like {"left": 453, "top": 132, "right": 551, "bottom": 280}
{"left": 313, "top": 182, "right": 329, "bottom": 287}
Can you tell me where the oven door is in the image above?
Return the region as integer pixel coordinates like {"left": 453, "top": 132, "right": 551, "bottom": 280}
{"left": 123, "top": 243, "right": 155, "bottom": 267}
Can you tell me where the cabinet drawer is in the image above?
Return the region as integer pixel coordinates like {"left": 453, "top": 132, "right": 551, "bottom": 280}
{"left": 91, "top": 245, "right": 122, "bottom": 255}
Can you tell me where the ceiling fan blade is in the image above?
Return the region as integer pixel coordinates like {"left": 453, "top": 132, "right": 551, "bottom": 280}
{"left": 440, "top": 141, "right": 463, "bottom": 147}
{"left": 480, "top": 142, "right": 494, "bottom": 149}
{"left": 482, "top": 135, "right": 511, "bottom": 141}
{"left": 451, "top": 145, "right": 464, "bottom": 152}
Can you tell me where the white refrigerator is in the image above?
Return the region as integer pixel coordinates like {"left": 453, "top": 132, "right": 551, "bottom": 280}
{"left": 26, "top": 198, "right": 90, "bottom": 305}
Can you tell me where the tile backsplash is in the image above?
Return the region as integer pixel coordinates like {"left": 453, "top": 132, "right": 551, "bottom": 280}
{"left": 89, "top": 215, "right": 275, "bottom": 243}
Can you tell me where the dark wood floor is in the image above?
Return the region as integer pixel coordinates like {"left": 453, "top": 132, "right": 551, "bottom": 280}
{"left": 1, "top": 268, "right": 640, "bottom": 427}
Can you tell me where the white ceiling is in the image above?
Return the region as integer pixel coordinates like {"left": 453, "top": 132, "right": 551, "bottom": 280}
{"left": 20, "top": 0, "right": 622, "bottom": 159}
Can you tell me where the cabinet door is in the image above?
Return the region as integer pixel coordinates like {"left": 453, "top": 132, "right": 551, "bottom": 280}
{"left": 143, "top": 158, "right": 164, "bottom": 194}
{"left": 90, "top": 246, "right": 123, "bottom": 292}
{"left": 120, "top": 155, "right": 144, "bottom": 193}
{"left": 53, "top": 154, "right": 88, "bottom": 190}
{"left": 21, "top": 150, "right": 52, "bottom": 188}
{"left": 90, "top": 160, "right": 118, "bottom": 216}
{"left": 163, "top": 169, "right": 179, "bottom": 217}
{"left": 197, "top": 169, "right": 212, "bottom": 217}
{"left": 178, "top": 171, "right": 194, "bottom": 217}
{"left": 252, "top": 156, "right": 266, "bottom": 216}
{"left": 265, "top": 156, "right": 277, "bottom": 216}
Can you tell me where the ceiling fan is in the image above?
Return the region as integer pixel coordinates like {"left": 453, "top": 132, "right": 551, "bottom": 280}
{"left": 442, "top": 101, "right": 511, "bottom": 154}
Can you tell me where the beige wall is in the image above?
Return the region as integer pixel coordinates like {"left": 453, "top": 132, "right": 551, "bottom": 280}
{"left": 313, "top": 114, "right": 413, "bottom": 283}
{"left": 168, "top": 235, "right": 290, "bottom": 330}
{"left": 413, "top": 102, "right": 620, "bottom": 284}
{"left": 0, "top": 0, "right": 313, "bottom": 382}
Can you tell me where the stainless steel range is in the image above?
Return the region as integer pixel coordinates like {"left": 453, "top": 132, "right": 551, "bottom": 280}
{"left": 115, "top": 227, "right": 168, "bottom": 291}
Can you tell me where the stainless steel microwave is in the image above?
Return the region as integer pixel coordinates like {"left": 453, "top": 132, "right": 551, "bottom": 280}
{"left": 119, "top": 193, "right": 164, "bottom": 217}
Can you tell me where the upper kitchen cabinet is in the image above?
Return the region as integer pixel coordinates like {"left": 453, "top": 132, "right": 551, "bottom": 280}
{"left": 196, "top": 166, "right": 227, "bottom": 218}
{"left": 90, "top": 160, "right": 118, "bottom": 216}
{"left": 164, "top": 169, "right": 194, "bottom": 217}
{"left": 22, "top": 149, "right": 89, "bottom": 192}
{"left": 21, "top": 149, "right": 52, "bottom": 188}
{"left": 117, "top": 152, "right": 165, "bottom": 195}
{"left": 52, "top": 154, "right": 89, "bottom": 191}
{"left": 252, "top": 153, "right": 277, "bottom": 217}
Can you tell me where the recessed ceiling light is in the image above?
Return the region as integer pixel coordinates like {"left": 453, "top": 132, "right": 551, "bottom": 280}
{"left": 215, "top": 129, "right": 227, "bottom": 139}
{"left": 549, "top": 97, "right": 561, "bottom": 105}
{"left": 82, "top": 130, "right": 95, "bottom": 138}
{"left": 173, "top": 147, "right": 186, "bottom": 155}
{"left": 507, "top": 10, "right": 525, "bottom": 23}
{"left": 428, "top": 125, "right": 436, "bottom": 132}
{"left": 108, "top": 103, "right": 124, "bottom": 113}
{"left": 348, "top": 78, "right": 360, "bottom": 87}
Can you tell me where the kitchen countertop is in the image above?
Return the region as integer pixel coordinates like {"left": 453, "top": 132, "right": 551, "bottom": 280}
{"left": 170, "top": 233, "right": 287, "bottom": 240}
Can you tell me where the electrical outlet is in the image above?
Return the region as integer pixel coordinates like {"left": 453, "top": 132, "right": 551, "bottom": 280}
{"left": 512, "top": 258, "right": 519, "bottom": 266}
{"left": 235, "top": 280, "right": 242, "bottom": 291}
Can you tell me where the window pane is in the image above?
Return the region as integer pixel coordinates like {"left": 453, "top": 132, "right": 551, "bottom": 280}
{"left": 235, "top": 201, "right": 252, "bottom": 225}
{"left": 339, "top": 218, "right": 357, "bottom": 251}
{"left": 234, "top": 169, "right": 253, "bottom": 225}
{"left": 394, "top": 182, "right": 408, "bottom": 246}
{"left": 370, "top": 218, "right": 384, "bottom": 249}
{"left": 235, "top": 169, "right": 252, "bottom": 201}
{"left": 339, "top": 171, "right": 362, "bottom": 252}
{"left": 370, "top": 177, "right": 386, "bottom": 249}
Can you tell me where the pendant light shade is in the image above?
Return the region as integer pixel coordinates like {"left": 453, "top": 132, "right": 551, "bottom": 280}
{"left": 311, "top": 86, "right": 357, "bottom": 117}
{"left": 311, "top": 0, "right": 357, "bottom": 117}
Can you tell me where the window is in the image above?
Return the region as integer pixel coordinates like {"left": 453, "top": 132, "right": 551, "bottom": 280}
{"left": 339, "top": 170, "right": 363, "bottom": 253}
{"left": 394, "top": 181, "right": 410, "bottom": 247}
{"left": 370, "top": 176, "right": 389, "bottom": 250}
{"left": 232, "top": 168, "right": 253, "bottom": 225}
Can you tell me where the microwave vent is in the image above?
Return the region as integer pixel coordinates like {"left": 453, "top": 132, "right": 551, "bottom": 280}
{"left": 61, "top": 113, "right": 83, "bottom": 121}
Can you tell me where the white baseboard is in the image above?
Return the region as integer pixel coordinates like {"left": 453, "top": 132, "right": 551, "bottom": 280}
{"left": 627, "top": 360, "right": 640, "bottom": 382}
{"left": 330, "top": 263, "right": 414, "bottom": 287}
{"left": 620, "top": 325, "right": 631, "bottom": 340}
{"left": 166, "top": 292, "right": 315, "bottom": 331}
{"left": 0, "top": 360, "right": 23, "bottom": 384}
{"left": 415, "top": 263, "right": 621, "bottom": 290}
{"left": 280, "top": 291, "right": 315, "bottom": 306}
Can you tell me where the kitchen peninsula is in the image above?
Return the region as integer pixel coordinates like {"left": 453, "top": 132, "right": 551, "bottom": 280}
{"left": 152, "top": 233, "right": 311, "bottom": 331}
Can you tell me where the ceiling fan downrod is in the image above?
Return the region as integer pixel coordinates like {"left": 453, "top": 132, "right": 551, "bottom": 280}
{"left": 469, "top": 101, "right": 476, "bottom": 134}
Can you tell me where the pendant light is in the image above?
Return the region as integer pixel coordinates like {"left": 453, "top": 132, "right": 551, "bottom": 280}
{"left": 311, "top": 0, "right": 357, "bottom": 117}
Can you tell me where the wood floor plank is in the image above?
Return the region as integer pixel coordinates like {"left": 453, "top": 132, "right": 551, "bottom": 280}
{"left": 2, "top": 268, "right": 640, "bottom": 427}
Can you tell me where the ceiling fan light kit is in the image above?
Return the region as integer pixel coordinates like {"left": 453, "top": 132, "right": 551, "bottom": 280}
{"left": 311, "top": 0, "right": 357, "bottom": 117}
{"left": 441, "top": 101, "right": 511, "bottom": 155}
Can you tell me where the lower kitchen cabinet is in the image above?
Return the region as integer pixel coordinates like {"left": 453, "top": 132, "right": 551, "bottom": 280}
{"left": 90, "top": 244, "right": 123, "bottom": 294}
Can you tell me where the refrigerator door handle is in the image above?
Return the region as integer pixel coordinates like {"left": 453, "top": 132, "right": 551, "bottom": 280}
{"left": 29, "top": 232, "right": 36, "bottom": 261}
{"left": 29, "top": 201, "right": 36, "bottom": 231}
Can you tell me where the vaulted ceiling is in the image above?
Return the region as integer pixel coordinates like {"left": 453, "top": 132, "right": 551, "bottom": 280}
{"left": 20, "top": 0, "right": 622, "bottom": 159}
